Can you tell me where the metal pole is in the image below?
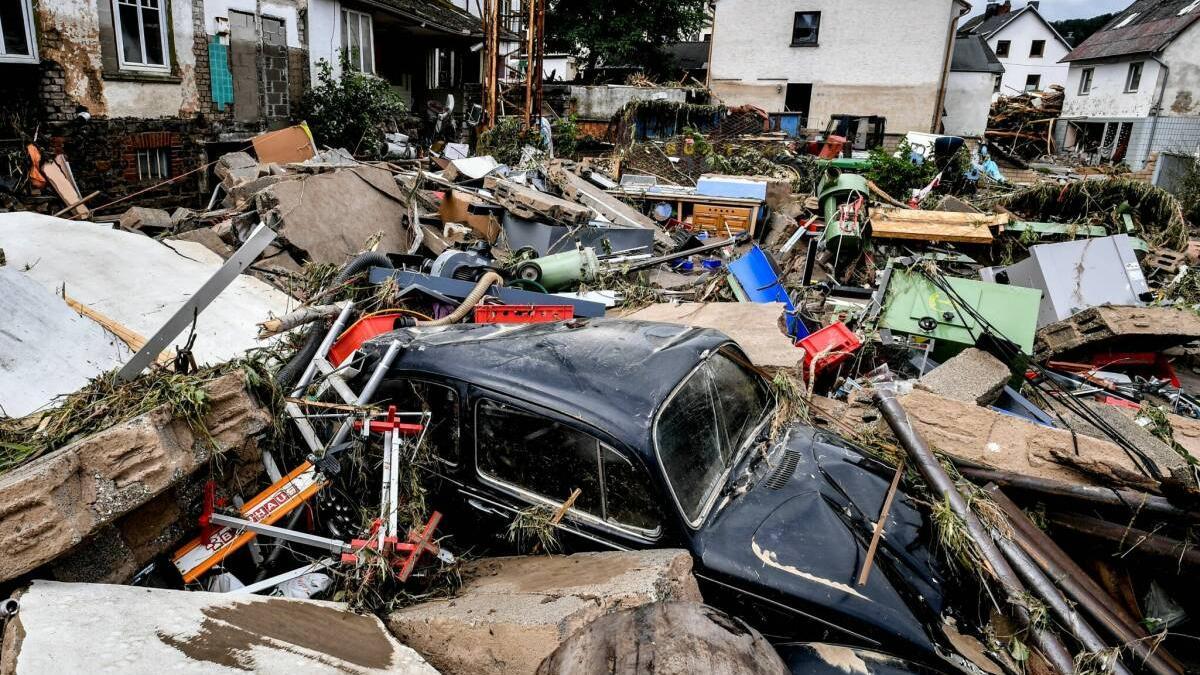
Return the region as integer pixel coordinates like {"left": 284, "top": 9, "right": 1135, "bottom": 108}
{"left": 319, "top": 340, "right": 404, "bottom": 458}
{"left": 1048, "top": 512, "right": 1200, "bottom": 568}
{"left": 872, "top": 387, "right": 1076, "bottom": 675}
{"left": 992, "top": 531, "right": 1134, "bottom": 675}
{"left": 291, "top": 302, "right": 355, "bottom": 397}
{"left": 962, "top": 467, "right": 1200, "bottom": 522}
{"left": 987, "top": 486, "right": 1182, "bottom": 675}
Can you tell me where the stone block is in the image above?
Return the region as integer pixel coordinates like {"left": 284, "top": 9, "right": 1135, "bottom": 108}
{"left": 1035, "top": 305, "right": 1200, "bottom": 361}
{"left": 119, "top": 206, "right": 172, "bottom": 232}
{"left": 915, "top": 348, "right": 1012, "bottom": 406}
{"left": 1, "top": 581, "right": 437, "bottom": 674}
{"left": 214, "top": 151, "right": 261, "bottom": 187}
{"left": 0, "top": 373, "right": 270, "bottom": 583}
{"left": 387, "top": 549, "right": 702, "bottom": 675}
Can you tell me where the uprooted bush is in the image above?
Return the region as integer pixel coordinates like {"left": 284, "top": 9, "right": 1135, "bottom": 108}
{"left": 1000, "top": 178, "right": 1190, "bottom": 251}
{"left": 299, "top": 54, "right": 407, "bottom": 158}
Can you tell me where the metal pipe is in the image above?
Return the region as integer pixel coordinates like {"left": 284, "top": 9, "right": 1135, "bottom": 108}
{"left": 873, "top": 387, "right": 1076, "bottom": 674}
{"left": 0, "top": 598, "right": 17, "bottom": 619}
{"left": 992, "top": 532, "right": 1134, "bottom": 675}
{"left": 291, "top": 302, "right": 355, "bottom": 397}
{"left": 1145, "top": 56, "right": 1171, "bottom": 167}
{"left": 1048, "top": 512, "right": 1200, "bottom": 568}
{"left": 987, "top": 486, "right": 1183, "bottom": 675}
{"left": 321, "top": 339, "right": 404, "bottom": 457}
{"left": 962, "top": 468, "right": 1195, "bottom": 521}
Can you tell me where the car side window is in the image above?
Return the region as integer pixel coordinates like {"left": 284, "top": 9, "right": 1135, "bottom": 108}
{"left": 476, "top": 399, "right": 603, "bottom": 517}
{"left": 602, "top": 447, "right": 660, "bottom": 532}
{"left": 385, "top": 380, "right": 460, "bottom": 465}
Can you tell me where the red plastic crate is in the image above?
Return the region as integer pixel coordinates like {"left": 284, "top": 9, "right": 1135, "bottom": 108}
{"left": 329, "top": 313, "right": 411, "bottom": 366}
{"left": 797, "top": 322, "right": 862, "bottom": 376}
{"left": 474, "top": 304, "right": 574, "bottom": 324}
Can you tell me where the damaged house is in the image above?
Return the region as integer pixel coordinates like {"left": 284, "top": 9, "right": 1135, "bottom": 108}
{"left": 0, "top": 0, "right": 308, "bottom": 206}
{"left": 957, "top": 1, "right": 1072, "bottom": 96}
{"left": 1057, "top": 0, "right": 1200, "bottom": 170}
{"left": 705, "top": 0, "right": 971, "bottom": 147}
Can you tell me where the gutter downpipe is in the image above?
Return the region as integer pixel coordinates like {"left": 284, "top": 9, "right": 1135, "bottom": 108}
{"left": 1145, "top": 55, "right": 1170, "bottom": 171}
{"left": 932, "top": 2, "right": 969, "bottom": 133}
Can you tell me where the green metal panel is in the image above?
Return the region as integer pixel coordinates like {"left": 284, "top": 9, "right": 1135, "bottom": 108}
{"left": 818, "top": 171, "right": 870, "bottom": 250}
{"left": 879, "top": 267, "right": 1042, "bottom": 355}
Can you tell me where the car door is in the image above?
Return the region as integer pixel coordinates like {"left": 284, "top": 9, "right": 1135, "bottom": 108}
{"left": 467, "top": 390, "right": 664, "bottom": 553}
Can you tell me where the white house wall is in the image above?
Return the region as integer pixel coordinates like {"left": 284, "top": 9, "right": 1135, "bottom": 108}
{"left": 1161, "top": 21, "right": 1200, "bottom": 116}
{"left": 308, "top": 0, "right": 340, "bottom": 78}
{"left": 708, "top": 0, "right": 961, "bottom": 134}
{"left": 105, "top": 0, "right": 198, "bottom": 117}
{"left": 1062, "top": 59, "right": 1162, "bottom": 118}
{"left": 986, "top": 10, "right": 1069, "bottom": 95}
{"left": 204, "top": 0, "right": 304, "bottom": 48}
{"left": 943, "top": 71, "right": 994, "bottom": 137}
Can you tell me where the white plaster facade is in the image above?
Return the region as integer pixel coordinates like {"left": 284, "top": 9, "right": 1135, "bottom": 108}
{"left": 707, "top": 0, "right": 969, "bottom": 135}
{"left": 105, "top": 0, "right": 199, "bottom": 117}
{"left": 980, "top": 7, "right": 1070, "bottom": 96}
{"left": 944, "top": 71, "right": 995, "bottom": 136}
{"left": 1061, "top": 59, "right": 1163, "bottom": 119}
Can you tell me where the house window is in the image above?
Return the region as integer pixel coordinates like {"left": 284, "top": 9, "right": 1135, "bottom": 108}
{"left": 993, "top": 74, "right": 1002, "bottom": 93}
{"left": 475, "top": 399, "right": 660, "bottom": 533}
{"left": 383, "top": 380, "right": 460, "bottom": 465}
{"left": 1125, "top": 61, "right": 1143, "bottom": 92}
{"left": 113, "top": 0, "right": 169, "bottom": 70}
{"left": 1078, "top": 67, "right": 1094, "bottom": 95}
{"left": 1025, "top": 74, "right": 1041, "bottom": 91}
{"left": 1029, "top": 39, "right": 1045, "bottom": 57}
{"left": 1114, "top": 12, "right": 1139, "bottom": 28}
{"left": 340, "top": 9, "right": 374, "bottom": 74}
{"left": 427, "top": 47, "right": 458, "bottom": 88}
{"left": 790, "top": 12, "right": 820, "bottom": 47}
{"left": 136, "top": 147, "right": 170, "bottom": 181}
{"left": 995, "top": 40, "right": 1010, "bottom": 57}
{"left": 0, "top": 0, "right": 37, "bottom": 63}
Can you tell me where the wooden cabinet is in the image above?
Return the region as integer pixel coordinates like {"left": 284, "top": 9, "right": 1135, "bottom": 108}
{"left": 691, "top": 203, "right": 755, "bottom": 236}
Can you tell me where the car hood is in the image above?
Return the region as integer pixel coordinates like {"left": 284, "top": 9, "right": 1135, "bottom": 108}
{"left": 692, "top": 424, "right": 946, "bottom": 660}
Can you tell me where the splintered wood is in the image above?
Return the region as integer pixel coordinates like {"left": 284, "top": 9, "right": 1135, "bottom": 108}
{"left": 869, "top": 208, "right": 1007, "bottom": 244}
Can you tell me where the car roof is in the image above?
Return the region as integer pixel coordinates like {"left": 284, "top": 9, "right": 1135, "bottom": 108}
{"left": 360, "top": 318, "right": 734, "bottom": 448}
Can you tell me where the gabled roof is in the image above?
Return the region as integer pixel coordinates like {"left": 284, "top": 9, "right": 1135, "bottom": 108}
{"left": 364, "top": 0, "right": 487, "bottom": 37}
{"left": 959, "top": 4, "right": 1073, "bottom": 50}
{"left": 952, "top": 34, "right": 1006, "bottom": 73}
{"left": 1062, "top": 0, "right": 1200, "bottom": 62}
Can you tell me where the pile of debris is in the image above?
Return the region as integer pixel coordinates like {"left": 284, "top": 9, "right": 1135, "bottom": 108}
{"left": 3, "top": 112, "right": 1200, "bottom": 675}
{"left": 986, "top": 85, "right": 1065, "bottom": 162}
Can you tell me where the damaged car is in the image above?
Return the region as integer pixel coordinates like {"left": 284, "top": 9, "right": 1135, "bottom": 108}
{"left": 356, "top": 319, "right": 956, "bottom": 670}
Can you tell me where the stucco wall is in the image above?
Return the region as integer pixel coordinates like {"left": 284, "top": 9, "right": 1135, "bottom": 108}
{"left": 569, "top": 85, "right": 688, "bottom": 120}
{"left": 1161, "top": 21, "right": 1200, "bottom": 116}
{"left": 986, "top": 10, "right": 1069, "bottom": 95}
{"left": 308, "top": 0, "right": 340, "bottom": 79}
{"left": 708, "top": 0, "right": 960, "bottom": 134}
{"left": 1062, "top": 59, "right": 1162, "bottom": 118}
{"left": 944, "top": 70, "right": 993, "bottom": 137}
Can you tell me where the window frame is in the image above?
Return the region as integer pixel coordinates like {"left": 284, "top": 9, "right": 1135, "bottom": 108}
{"left": 112, "top": 0, "right": 171, "bottom": 72}
{"left": 1125, "top": 61, "right": 1143, "bottom": 93}
{"left": 993, "top": 74, "right": 1002, "bottom": 93}
{"left": 1029, "top": 39, "right": 1045, "bottom": 58}
{"left": 995, "top": 40, "right": 1011, "bottom": 57}
{"left": 652, "top": 346, "right": 775, "bottom": 530}
{"left": 0, "top": 0, "right": 38, "bottom": 64}
{"left": 473, "top": 396, "right": 662, "bottom": 539}
{"left": 1024, "top": 73, "right": 1041, "bottom": 92}
{"left": 789, "top": 11, "right": 820, "bottom": 47}
{"left": 1078, "top": 66, "right": 1094, "bottom": 95}
{"left": 135, "top": 146, "right": 170, "bottom": 181}
{"left": 427, "top": 47, "right": 457, "bottom": 89}
{"left": 340, "top": 8, "right": 375, "bottom": 74}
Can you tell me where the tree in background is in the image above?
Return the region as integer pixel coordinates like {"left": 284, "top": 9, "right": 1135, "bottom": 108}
{"left": 1051, "top": 12, "right": 1116, "bottom": 47}
{"left": 545, "top": 0, "right": 709, "bottom": 80}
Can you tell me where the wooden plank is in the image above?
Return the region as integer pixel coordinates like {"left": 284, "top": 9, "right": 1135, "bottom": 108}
{"left": 873, "top": 208, "right": 1008, "bottom": 226}
{"left": 64, "top": 295, "right": 174, "bottom": 364}
{"left": 870, "top": 211, "right": 995, "bottom": 244}
{"left": 41, "top": 161, "right": 88, "bottom": 219}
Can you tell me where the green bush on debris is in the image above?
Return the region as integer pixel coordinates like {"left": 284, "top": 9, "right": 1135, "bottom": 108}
{"left": 299, "top": 53, "right": 406, "bottom": 159}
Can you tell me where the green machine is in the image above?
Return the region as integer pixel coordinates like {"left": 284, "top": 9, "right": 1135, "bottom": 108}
{"left": 877, "top": 263, "right": 1042, "bottom": 356}
{"left": 817, "top": 169, "right": 870, "bottom": 253}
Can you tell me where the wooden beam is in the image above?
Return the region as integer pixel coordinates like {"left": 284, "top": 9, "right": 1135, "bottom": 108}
{"left": 870, "top": 208, "right": 1000, "bottom": 244}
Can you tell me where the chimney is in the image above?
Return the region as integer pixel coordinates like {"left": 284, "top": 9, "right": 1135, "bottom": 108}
{"left": 1028, "top": 1, "right": 1040, "bottom": 10}
{"left": 984, "top": 2, "right": 1000, "bottom": 18}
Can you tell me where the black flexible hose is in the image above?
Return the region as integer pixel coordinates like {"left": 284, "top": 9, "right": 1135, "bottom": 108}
{"left": 274, "top": 252, "right": 394, "bottom": 391}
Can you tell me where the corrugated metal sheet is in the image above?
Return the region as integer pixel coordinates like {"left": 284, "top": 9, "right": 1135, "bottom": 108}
{"left": 1062, "top": 0, "right": 1200, "bottom": 62}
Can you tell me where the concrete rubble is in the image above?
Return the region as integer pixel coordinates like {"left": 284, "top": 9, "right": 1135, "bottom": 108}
{"left": 915, "top": 348, "right": 1012, "bottom": 406}
{"left": 386, "top": 550, "right": 702, "bottom": 675}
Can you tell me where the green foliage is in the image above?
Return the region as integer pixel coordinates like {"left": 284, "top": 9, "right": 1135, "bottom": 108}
{"left": 546, "top": 0, "right": 710, "bottom": 78}
{"left": 551, "top": 114, "right": 581, "bottom": 159}
{"left": 477, "top": 117, "right": 545, "bottom": 166}
{"left": 865, "top": 141, "right": 937, "bottom": 202}
{"left": 299, "top": 54, "right": 406, "bottom": 158}
{"left": 1177, "top": 155, "right": 1200, "bottom": 227}
{"left": 1051, "top": 13, "right": 1117, "bottom": 47}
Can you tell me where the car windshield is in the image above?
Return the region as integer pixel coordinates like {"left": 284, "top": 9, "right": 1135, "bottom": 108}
{"left": 655, "top": 350, "right": 773, "bottom": 524}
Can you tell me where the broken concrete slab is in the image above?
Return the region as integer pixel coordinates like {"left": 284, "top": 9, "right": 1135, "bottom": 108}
{"left": 215, "top": 151, "right": 260, "bottom": 187}
{"left": 256, "top": 166, "right": 415, "bottom": 265}
{"left": 1, "top": 580, "right": 437, "bottom": 674}
{"left": 387, "top": 549, "right": 701, "bottom": 675}
{"left": 1035, "top": 305, "right": 1200, "bottom": 361}
{"left": 0, "top": 214, "right": 294, "bottom": 366}
{"left": 0, "top": 372, "right": 270, "bottom": 583}
{"left": 119, "top": 206, "right": 172, "bottom": 233}
{"left": 1048, "top": 401, "right": 1192, "bottom": 483}
{"left": 548, "top": 161, "right": 675, "bottom": 250}
{"left": 915, "top": 348, "right": 1012, "bottom": 406}
{"left": 0, "top": 268, "right": 132, "bottom": 418}
{"left": 444, "top": 155, "right": 499, "bottom": 182}
{"left": 622, "top": 303, "right": 801, "bottom": 368}
{"left": 486, "top": 176, "right": 594, "bottom": 226}
{"left": 897, "top": 388, "right": 1158, "bottom": 490}
{"left": 167, "top": 227, "right": 235, "bottom": 259}
{"left": 536, "top": 602, "right": 787, "bottom": 675}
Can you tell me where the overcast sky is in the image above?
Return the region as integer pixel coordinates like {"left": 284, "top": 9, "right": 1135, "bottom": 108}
{"left": 964, "top": 0, "right": 1133, "bottom": 21}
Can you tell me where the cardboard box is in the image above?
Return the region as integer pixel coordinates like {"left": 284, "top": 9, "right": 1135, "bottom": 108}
{"left": 439, "top": 189, "right": 500, "bottom": 242}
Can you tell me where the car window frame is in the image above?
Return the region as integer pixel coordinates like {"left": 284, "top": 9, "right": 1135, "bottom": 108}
{"left": 472, "top": 394, "right": 663, "bottom": 540}
{"left": 379, "top": 375, "right": 464, "bottom": 468}
{"left": 652, "top": 345, "right": 776, "bottom": 530}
